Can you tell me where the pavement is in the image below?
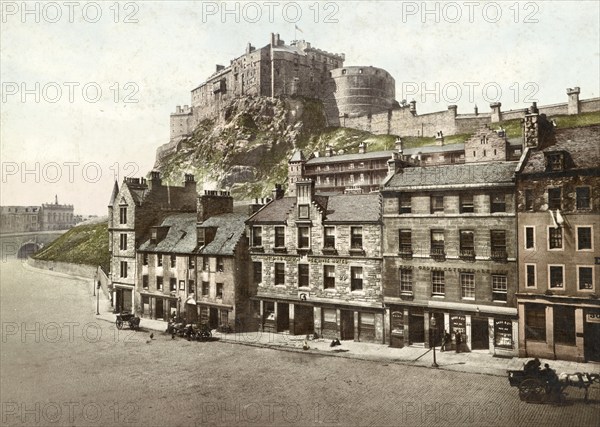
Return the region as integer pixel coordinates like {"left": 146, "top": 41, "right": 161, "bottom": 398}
{"left": 94, "top": 292, "right": 599, "bottom": 378}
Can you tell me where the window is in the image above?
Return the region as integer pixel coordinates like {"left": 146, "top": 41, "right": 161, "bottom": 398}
{"left": 197, "top": 228, "right": 205, "bottom": 247}
{"left": 298, "top": 205, "right": 309, "bottom": 219}
{"left": 526, "top": 264, "right": 536, "bottom": 288}
{"left": 431, "top": 230, "right": 445, "bottom": 256}
{"left": 490, "top": 230, "right": 507, "bottom": 259}
{"left": 202, "top": 256, "right": 209, "bottom": 271}
{"left": 324, "top": 227, "right": 335, "bottom": 248}
{"left": 156, "top": 276, "right": 163, "bottom": 291}
{"left": 460, "top": 194, "right": 474, "bottom": 213}
{"left": 461, "top": 273, "right": 475, "bottom": 299}
{"left": 275, "top": 262, "right": 285, "bottom": 285}
{"left": 298, "top": 227, "right": 310, "bottom": 249}
{"left": 525, "top": 227, "right": 535, "bottom": 249}
{"left": 170, "top": 278, "right": 176, "bottom": 291}
{"left": 399, "top": 230, "right": 412, "bottom": 254}
{"left": 431, "top": 196, "right": 444, "bottom": 213}
{"left": 188, "top": 256, "right": 195, "bottom": 269}
{"left": 546, "top": 153, "right": 564, "bottom": 171}
{"left": 459, "top": 230, "right": 475, "bottom": 258}
{"left": 188, "top": 280, "right": 195, "bottom": 294}
{"left": 351, "top": 267, "right": 363, "bottom": 291}
{"left": 324, "top": 265, "right": 335, "bottom": 289}
{"left": 432, "top": 271, "right": 445, "bottom": 296}
{"left": 119, "top": 233, "right": 127, "bottom": 250}
{"left": 323, "top": 308, "right": 337, "bottom": 324}
{"left": 576, "top": 187, "right": 591, "bottom": 210}
{"left": 179, "top": 280, "right": 185, "bottom": 291}
{"left": 578, "top": 266, "right": 594, "bottom": 290}
{"left": 548, "top": 227, "right": 563, "bottom": 250}
{"left": 525, "top": 189, "right": 534, "bottom": 211}
{"left": 400, "top": 269, "right": 412, "bottom": 293}
{"left": 253, "top": 262, "right": 262, "bottom": 285}
{"left": 525, "top": 304, "right": 546, "bottom": 341}
{"left": 554, "top": 306, "right": 575, "bottom": 345}
{"left": 351, "top": 227, "right": 363, "bottom": 249}
{"left": 120, "top": 261, "right": 127, "bottom": 278}
{"left": 548, "top": 187, "right": 561, "bottom": 210}
{"left": 491, "top": 193, "right": 506, "bottom": 213}
{"left": 202, "top": 281, "right": 209, "bottom": 295}
{"left": 252, "top": 226, "right": 262, "bottom": 247}
{"left": 216, "top": 257, "right": 224, "bottom": 272}
{"left": 142, "top": 275, "right": 148, "bottom": 289}
{"left": 157, "top": 255, "right": 163, "bottom": 267}
{"left": 142, "top": 254, "right": 148, "bottom": 266}
{"left": 298, "top": 264, "right": 309, "bottom": 288}
{"left": 399, "top": 194, "right": 411, "bottom": 214}
{"left": 549, "top": 265, "right": 564, "bottom": 289}
{"left": 577, "top": 227, "right": 592, "bottom": 250}
{"left": 170, "top": 255, "right": 176, "bottom": 268}
{"left": 268, "top": 226, "right": 284, "bottom": 249}
{"left": 492, "top": 275, "right": 508, "bottom": 302}
{"left": 216, "top": 283, "right": 223, "bottom": 298}
{"left": 119, "top": 207, "right": 127, "bottom": 224}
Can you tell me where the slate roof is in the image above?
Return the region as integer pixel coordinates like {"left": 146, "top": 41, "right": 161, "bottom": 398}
{"left": 520, "top": 125, "right": 600, "bottom": 174}
{"left": 289, "top": 150, "right": 306, "bottom": 162}
{"left": 403, "top": 143, "right": 464, "bottom": 155}
{"left": 306, "top": 150, "right": 395, "bottom": 165}
{"left": 384, "top": 161, "right": 518, "bottom": 190}
{"left": 108, "top": 181, "right": 119, "bottom": 207}
{"left": 247, "top": 193, "right": 381, "bottom": 224}
{"left": 198, "top": 212, "right": 248, "bottom": 256}
{"left": 138, "top": 213, "right": 197, "bottom": 254}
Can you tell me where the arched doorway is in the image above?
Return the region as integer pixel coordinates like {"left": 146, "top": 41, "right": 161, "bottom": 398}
{"left": 17, "top": 242, "right": 40, "bottom": 259}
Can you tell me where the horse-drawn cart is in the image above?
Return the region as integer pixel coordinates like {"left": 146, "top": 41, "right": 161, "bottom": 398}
{"left": 508, "top": 364, "right": 599, "bottom": 404}
{"left": 115, "top": 312, "right": 140, "bottom": 330}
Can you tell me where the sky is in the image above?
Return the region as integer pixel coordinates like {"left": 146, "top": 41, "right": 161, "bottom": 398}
{"left": 1, "top": 0, "right": 599, "bottom": 215}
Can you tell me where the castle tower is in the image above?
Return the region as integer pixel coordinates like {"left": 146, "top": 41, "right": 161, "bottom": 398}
{"left": 287, "top": 150, "right": 307, "bottom": 196}
{"left": 567, "top": 87, "right": 580, "bottom": 115}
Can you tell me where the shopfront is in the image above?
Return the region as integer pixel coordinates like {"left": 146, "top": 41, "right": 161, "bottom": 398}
{"left": 138, "top": 293, "right": 177, "bottom": 320}
{"left": 584, "top": 309, "right": 600, "bottom": 362}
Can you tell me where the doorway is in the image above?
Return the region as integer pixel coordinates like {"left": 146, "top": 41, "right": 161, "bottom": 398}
{"left": 472, "top": 317, "right": 490, "bottom": 350}
{"left": 294, "top": 305, "right": 314, "bottom": 335}
{"left": 584, "top": 321, "right": 600, "bottom": 362}
{"left": 155, "top": 299, "right": 164, "bottom": 320}
{"left": 409, "top": 312, "right": 425, "bottom": 345}
{"left": 341, "top": 310, "right": 355, "bottom": 340}
{"left": 209, "top": 308, "right": 219, "bottom": 329}
{"left": 277, "top": 303, "right": 289, "bottom": 333}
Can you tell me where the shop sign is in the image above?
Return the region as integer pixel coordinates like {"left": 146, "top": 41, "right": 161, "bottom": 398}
{"left": 450, "top": 315, "right": 466, "bottom": 336}
{"left": 494, "top": 319, "right": 513, "bottom": 348}
{"left": 391, "top": 311, "right": 404, "bottom": 335}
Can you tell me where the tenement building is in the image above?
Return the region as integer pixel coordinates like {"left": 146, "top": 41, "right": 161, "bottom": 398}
{"left": 246, "top": 181, "right": 385, "bottom": 342}
{"left": 381, "top": 159, "right": 520, "bottom": 356}
{"left": 515, "top": 112, "right": 600, "bottom": 362}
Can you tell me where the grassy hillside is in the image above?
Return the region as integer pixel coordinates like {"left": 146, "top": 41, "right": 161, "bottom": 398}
{"left": 33, "top": 221, "right": 110, "bottom": 272}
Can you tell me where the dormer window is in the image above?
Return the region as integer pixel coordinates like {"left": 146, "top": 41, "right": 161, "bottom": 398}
{"left": 546, "top": 152, "right": 564, "bottom": 172}
{"left": 197, "top": 229, "right": 206, "bottom": 247}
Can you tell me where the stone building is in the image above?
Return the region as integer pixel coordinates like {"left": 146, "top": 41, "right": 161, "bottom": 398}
{"left": 381, "top": 160, "right": 520, "bottom": 356}
{"left": 108, "top": 172, "right": 197, "bottom": 313}
{"left": 40, "top": 196, "right": 75, "bottom": 231}
{"left": 515, "top": 112, "right": 600, "bottom": 362}
{"left": 246, "top": 181, "right": 385, "bottom": 343}
{"left": 0, "top": 206, "right": 41, "bottom": 233}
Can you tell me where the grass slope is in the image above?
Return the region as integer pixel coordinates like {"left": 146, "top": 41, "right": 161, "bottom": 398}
{"left": 33, "top": 222, "right": 110, "bottom": 272}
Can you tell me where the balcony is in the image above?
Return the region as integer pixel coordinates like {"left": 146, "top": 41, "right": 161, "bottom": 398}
{"left": 398, "top": 244, "right": 413, "bottom": 259}
{"left": 459, "top": 248, "right": 476, "bottom": 261}
{"left": 430, "top": 246, "right": 446, "bottom": 261}
{"left": 491, "top": 249, "right": 508, "bottom": 262}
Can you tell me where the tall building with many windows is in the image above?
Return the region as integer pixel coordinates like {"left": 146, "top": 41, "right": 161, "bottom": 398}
{"left": 515, "top": 113, "right": 600, "bottom": 362}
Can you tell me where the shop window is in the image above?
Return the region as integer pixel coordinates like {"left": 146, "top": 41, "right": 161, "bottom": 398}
{"left": 577, "top": 227, "right": 592, "bottom": 250}
{"left": 460, "top": 194, "right": 474, "bottom": 213}
{"left": 525, "top": 226, "right": 535, "bottom": 249}
{"left": 432, "top": 271, "right": 445, "bottom": 296}
{"left": 526, "top": 264, "right": 536, "bottom": 288}
{"left": 323, "top": 308, "right": 337, "bottom": 323}
{"left": 548, "top": 227, "right": 563, "bottom": 250}
{"left": 431, "top": 195, "right": 444, "bottom": 213}
{"left": 351, "top": 227, "right": 363, "bottom": 250}
{"left": 492, "top": 275, "right": 508, "bottom": 302}
{"left": 216, "top": 283, "right": 223, "bottom": 298}
{"left": 142, "top": 275, "right": 148, "bottom": 289}
{"left": 525, "top": 189, "right": 534, "bottom": 211}
{"left": 576, "top": 187, "right": 591, "bottom": 210}
{"left": 351, "top": 267, "right": 363, "bottom": 291}
{"left": 157, "top": 276, "right": 163, "bottom": 291}
{"left": 554, "top": 306, "right": 575, "bottom": 345}
{"left": 324, "top": 265, "right": 335, "bottom": 289}
{"left": 120, "top": 261, "right": 127, "bottom": 278}
{"left": 323, "top": 227, "right": 336, "bottom": 249}
{"left": 275, "top": 262, "right": 285, "bottom": 285}
{"left": 548, "top": 187, "right": 562, "bottom": 210}
{"left": 400, "top": 269, "right": 412, "bottom": 293}
{"left": 578, "top": 266, "right": 594, "bottom": 291}
{"left": 549, "top": 265, "right": 564, "bottom": 289}
{"left": 252, "top": 226, "right": 262, "bottom": 247}
{"left": 253, "top": 262, "right": 262, "bottom": 285}
{"left": 298, "top": 264, "right": 309, "bottom": 288}
{"left": 525, "top": 304, "right": 546, "bottom": 341}
{"left": 298, "top": 227, "right": 310, "bottom": 249}
{"left": 170, "top": 278, "right": 177, "bottom": 291}
{"left": 399, "top": 194, "right": 412, "bottom": 213}
{"left": 460, "top": 273, "right": 475, "bottom": 299}
{"left": 491, "top": 193, "right": 506, "bottom": 213}
{"left": 494, "top": 319, "right": 513, "bottom": 348}
{"left": 202, "top": 281, "right": 209, "bottom": 295}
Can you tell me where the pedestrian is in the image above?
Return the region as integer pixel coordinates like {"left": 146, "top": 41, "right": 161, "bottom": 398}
{"left": 441, "top": 331, "right": 451, "bottom": 352}
{"left": 455, "top": 331, "right": 462, "bottom": 353}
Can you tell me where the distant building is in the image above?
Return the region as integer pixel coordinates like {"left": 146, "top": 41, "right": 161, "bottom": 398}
{"left": 0, "top": 195, "right": 74, "bottom": 233}
{"left": 515, "top": 111, "right": 600, "bottom": 362}
{"left": 40, "top": 195, "right": 75, "bottom": 231}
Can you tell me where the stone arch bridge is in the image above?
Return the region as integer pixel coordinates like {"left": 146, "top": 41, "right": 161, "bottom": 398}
{"left": 0, "top": 230, "right": 67, "bottom": 260}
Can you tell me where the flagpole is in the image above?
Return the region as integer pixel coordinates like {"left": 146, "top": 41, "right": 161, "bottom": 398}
{"left": 294, "top": 24, "right": 297, "bottom": 41}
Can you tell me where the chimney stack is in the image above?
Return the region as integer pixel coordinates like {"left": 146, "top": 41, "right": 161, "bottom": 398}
{"left": 409, "top": 100, "right": 416, "bottom": 115}
{"left": 435, "top": 131, "right": 444, "bottom": 146}
{"left": 272, "top": 184, "right": 285, "bottom": 201}
{"left": 325, "top": 145, "right": 334, "bottom": 157}
{"left": 358, "top": 142, "right": 366, "bottom": 154}
{"left": 197, "top": 190, "right": 233, "bottom": 223}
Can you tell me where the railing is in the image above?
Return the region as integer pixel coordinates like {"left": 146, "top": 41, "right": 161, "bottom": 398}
{"left": 399, "top": 244, "right": 413, "bottom": 259}
{"left": 459, "top": 248, "right": 475, "bottom": 260}
{"left": 430, "top": 246, "right": 446, "bottom": 260}
{"left": 491, "top": 249, "right": 508, "bottom": 262}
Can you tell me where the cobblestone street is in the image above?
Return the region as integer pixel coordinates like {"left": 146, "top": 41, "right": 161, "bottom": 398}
{"left": 1, "top": 260, "right": 599, "bottom": 426}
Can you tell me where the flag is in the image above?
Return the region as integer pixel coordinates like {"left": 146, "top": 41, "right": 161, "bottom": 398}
{"left": 295, "top": 24, "right": 303, "bottom": 33}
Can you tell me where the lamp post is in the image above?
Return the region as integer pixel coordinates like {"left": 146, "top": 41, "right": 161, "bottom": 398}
{"left": 96, "top": 281, "right": 101, "bottom": 315}
{"left": 93, "top": 275, "right": 96, "bottom": 297}
{"left": 430, "top": 314, "right": 439, "bottom": 368}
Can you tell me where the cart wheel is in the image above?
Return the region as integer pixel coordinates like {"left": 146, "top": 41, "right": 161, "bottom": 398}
{"left": 518, "top": 379, "right": 545, "bottom": 403}
{"left": 116, "top": 319, "right": 124, "bottom": 330}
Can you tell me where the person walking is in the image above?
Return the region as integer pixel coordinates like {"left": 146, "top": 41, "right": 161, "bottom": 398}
{"left": 455, "top": 331, "right": 462, "bottom": 353}
{"left": 441, "top": 331, "right": 451, "bottom": 352}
